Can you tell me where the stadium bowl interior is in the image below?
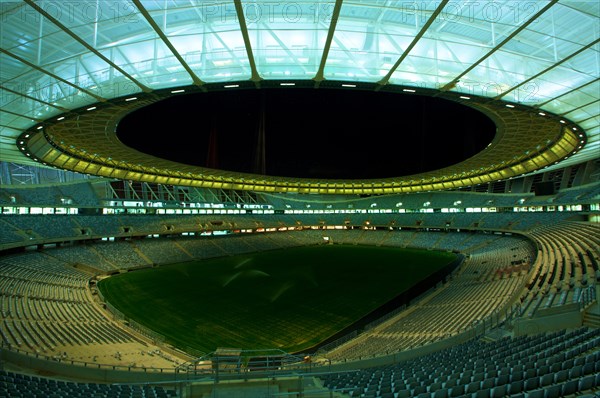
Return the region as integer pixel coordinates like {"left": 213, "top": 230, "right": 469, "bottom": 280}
{"left": 1, "top": 1, "right": 599, "bottom": 397}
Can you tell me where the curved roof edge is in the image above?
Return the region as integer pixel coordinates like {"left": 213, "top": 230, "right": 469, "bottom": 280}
{"left": 17, "top": 81, "right": 586, "bottom": 195}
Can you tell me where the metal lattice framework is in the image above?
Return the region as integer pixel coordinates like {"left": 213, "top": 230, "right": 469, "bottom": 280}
{"left": 2, "top": 0, "right": 599, "bottom": 194}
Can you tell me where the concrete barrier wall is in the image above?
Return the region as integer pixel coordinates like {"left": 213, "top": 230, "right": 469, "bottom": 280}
{"left": 513, "top": 308, "right": 583, "bottom": 336}
{"left": 0, "top": 349, "right": 182, "bottom": 384}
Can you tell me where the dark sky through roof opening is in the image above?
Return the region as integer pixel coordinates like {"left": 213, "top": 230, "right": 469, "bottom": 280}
{"left": 118, "top": 88, "right": 495, "bottom": 180}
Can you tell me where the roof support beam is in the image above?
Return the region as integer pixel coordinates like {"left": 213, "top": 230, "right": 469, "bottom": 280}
{"left": 313, "top": 0, "right": 344, "bottom": 88}
{"left": 233, "top": 0, "right": 262, "bottom": 86}
{"left": 440, "top": 0, "right": 558, "bottom": 92}
{"left": 496, "top": 38, "right": 600, "bottom": 100}
{"left": 0, "top": 48, "right": 106, "bottom": 103}
{"left": 23, "top": 0, "right": 152, "bottom": 93}
{"left": 131, "top": 0, "right": 206, "bottom": 89}
{"left": 376, "top": 0, "right": 448, "bottom": 89}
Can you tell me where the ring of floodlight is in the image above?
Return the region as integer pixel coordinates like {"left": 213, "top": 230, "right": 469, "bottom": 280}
{"left": 18, "top": 80, "right": 585, "bottom": 195}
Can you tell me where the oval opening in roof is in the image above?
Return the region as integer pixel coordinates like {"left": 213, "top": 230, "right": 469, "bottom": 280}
{"left": 117, "top": 87, "right": 495, "bottom": 180}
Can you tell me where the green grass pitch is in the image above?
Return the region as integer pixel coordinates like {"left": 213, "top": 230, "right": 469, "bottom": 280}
{"left": 97, "top": 244, "right": 456, "bottom": 355}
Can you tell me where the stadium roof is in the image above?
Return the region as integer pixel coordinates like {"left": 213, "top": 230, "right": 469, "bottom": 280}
{"left": 1, "top": 0, "right": 598, "bottom": 193}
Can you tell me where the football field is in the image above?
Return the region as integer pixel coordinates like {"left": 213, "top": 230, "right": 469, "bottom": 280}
{"left": 97, "top": 244, "right": 457, "bottom": 355}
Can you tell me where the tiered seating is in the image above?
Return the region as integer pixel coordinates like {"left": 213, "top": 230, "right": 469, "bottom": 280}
{"left": 92, "top": 241, "right": 151, "bottom": 269}
{"left": 174, "top": 237, "right": 232, "bottom": 259}
{"left": 130, "top": 238, "right": 192, "bottom": 265}
{"left": 0, "top": 253, "right": 136, "bottom": 354}
{"left": 231, "top": 232, "right": 305, "bottom": 251}
{"left": 209, "top": 235, "right": 259, "bottom": 255}
{"left": 519, "top": 221, "right": 600, "bottom": 316}
{"left": 319, "top": 327, "right": 600, "bottom": 398}
{"left": 0, "top": 370, "right": 178, "bottom": 398}
{"left": 0, "top": 252, "right": 184, "bottom": 369}
{"left": 0, "top": 209, "right": 583, "bottom": 251}
{"left": 0, "top": 182, "right": 100, "bottom": 207}
{"left": 43, "top": 244, "right": 118, "bottom": 272}
{"left": 0, "top": 219, "right": 597, "bottom": 374}
{"left": 1, "top": 216, "right": 77, "bottom": 241}
{"left": 324, "top": 236, "right": 534, "bottom": 361}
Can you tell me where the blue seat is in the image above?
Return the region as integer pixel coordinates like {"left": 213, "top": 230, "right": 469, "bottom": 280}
{"left": 525, "top": 389, "right": 545, "bottom": 398}
{"left": 432, "top": 388, "right": 448, "bottom": 398}
{"left": 465, "top": 381, "right": 480, "bottom": 394}
{"left": 561, "top": 358, "right": 574, "bottom": 371}
{"left": 549, "top": 362, "right": 561, "bottom": 373}
{"left": 509, "top": 380, "right": 524, "bottom": 395}
{"left": 428, "top": 382, "right": 443, "bottom": 392}
{"left": 543, "top": 384, "right": 561, "bottom": 398}
{"left": 449, "top": 385, "right": 464, "bottom": 398}
{"left": 481, "top": 378, "right": 495, "bottom": 390}
{"left": 568, "top": 364, "right": 583, "bottom": 378}
{"left": 496, "top": 374, "right": 510, "bottom": 386}
{"left": 539, "top": 373, "right": 553, "bottom": 387}
{"left": 511, "top": 371, "right": 524, "bottom": 382}
{"left": 491, "top": 384, "right": 507, "bottom": 398}
{"left": 582, "top": 362, "right": 595, "bottom": 375}
{"left": 561, "top": 380, "right": 578, "bottom": 396}
{"left": 396, "top": 389, "right": 410, "bottom": 398}
{"left": 578, "top": 375, "right": 595, "bottom": 392}
{"left": 524, "top": 377, "right": 539, "bottom": 391}
{"left": 553, "top": 369, "right": 568, "bottom": 383}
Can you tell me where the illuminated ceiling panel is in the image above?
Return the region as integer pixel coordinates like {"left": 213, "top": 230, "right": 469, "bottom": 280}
{"left": 1, "top": 0, "right": 598, "bottom": 187}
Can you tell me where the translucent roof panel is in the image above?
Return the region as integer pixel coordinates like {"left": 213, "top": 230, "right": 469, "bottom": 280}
{"left": 390, "top": 0, "right": 532, "bottom": 88}
{"left": 151, "top": 1, "right": 253, "bottom": 82}
{"left": 247, "top": 1, "right": 332, "bottom": 80}
{"left": 0, "top": 126, "right": 28, "bottom": 164}
{"left": 1, "top": 0, "right": 598, "bottom": 181}
{"left": 326, "top": 1, "right": 410, "bottom": 81}
{"left": 0, "top": 113, "right": 36, "bottom": 131}
{"left": 538, "top": 81, "right": 600, "bottom": 119}
{"left": 564, "top": 101, "right": 600, "bottom": 122}
{"left": 502, "top": 48, "right": 599, "bottom": 104}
